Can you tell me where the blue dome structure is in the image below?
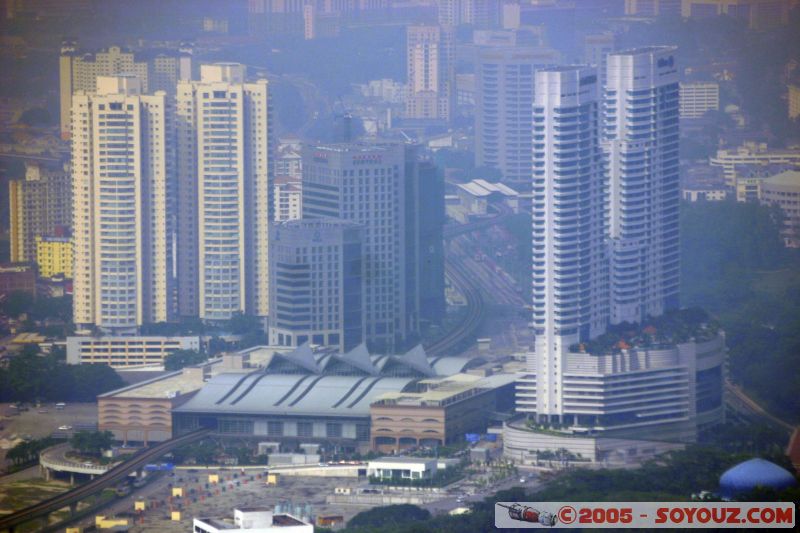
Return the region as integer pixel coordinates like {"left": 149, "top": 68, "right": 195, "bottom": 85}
{"left": 719, "top": 458, "right": 797, "bottom": 499}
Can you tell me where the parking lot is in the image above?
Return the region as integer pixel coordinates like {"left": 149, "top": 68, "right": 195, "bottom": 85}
{"left": 0, "top": 402, "right": 98, "bottom": 471}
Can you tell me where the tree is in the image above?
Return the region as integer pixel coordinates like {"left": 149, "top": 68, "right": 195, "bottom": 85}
{"left": 70, "top": 431, "right": 113, "bottom": 456}
{"left": 0, "top": 290, "right": 34, "bottom": 318}
{"left": 164, "top": 349, "right": 208, "bottom": 371}
{"left": 18, "top": 107, "right": 53, "bottom": 127}
{"left": 226, "top": 312, "right": 263, "bottom": 335}
{"left": 347, "top": 504, "right": 431, "bottom": 530}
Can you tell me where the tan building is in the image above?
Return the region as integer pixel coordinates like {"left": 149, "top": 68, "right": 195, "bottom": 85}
{"left": 59, "top": 41, "right": 192, "bottom": 139}
{"left": 679, "top": 81, "right": 719, "bottom": 119}
{"left": 0, "top": 263, "right": 37, "bottom": 297}
{"left": 98, "top": 365, "right": 210, "bottom": 444}
{"left": 72, "top": 76, "right": 175, "bottom": 332}
{"left": 8, "top": 163, "right": 71, "bottom": 264}
{"left": 369, "top": 373, "right": 515, "bottom": 453}
{"left": 789, "top": 83, "right": 800, "bottom": 120}
{"left": 66, "top": 335, "right": 200, "bottom": 367}
{"left": 681, "top": 0, "right": 793, "bottom": 30}
{"left": 760, "top": 170, "right": 800, "bottom": 247}
{"left": 406, "top": 25, "right": 454, "bottom": 121}
{"left": 711, "top": 142, "right": 800, "bottom": 187}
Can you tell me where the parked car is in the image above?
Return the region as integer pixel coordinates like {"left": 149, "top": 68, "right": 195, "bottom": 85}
{"left": 58, "top": 425, "right": 72, "bottom": 431}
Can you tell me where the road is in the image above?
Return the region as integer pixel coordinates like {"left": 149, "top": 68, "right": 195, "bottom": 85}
{"left": 424, "top": 473, "right": 543, "bottom": 515}
{"left": 725, "top": 381, "right": 794, "bottom": 433}
{"left": 0, "top": 429, "right": 211, "bottom": 532}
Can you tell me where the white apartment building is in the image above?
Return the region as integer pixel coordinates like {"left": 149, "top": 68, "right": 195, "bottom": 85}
{"left": 59, "top": 41, "right": 192, "bottom": 138}
{"left": 475, "top": 46, "right": 560, "bottom": 189}
{"left": 606, "top": 47, "right": 681, "bottom": 325}
{"left": 176, "top": 63, "right": 272, "bottom": 321}
{"left": 72, "top": 76, "right": 174, "bottom": 333}
{"left": 269, "top": 219, "right": 365, "bottom": 352}
{"left": 519, "top": 67, "right": 608, "bottom": 419}
{"left": 711, "top": 142, "right": 800, "bottom": 187}
{"left": 679, "top": 81, "right": 719, "bottom": 119}
{"left": 274, "top": 176, "right": 302, "bottom": 222}
{"left": 301, "top": 143, "right": 415, "bottom": 352}
{"left": 406, "top": 25, "right": 454, "bottom": 121}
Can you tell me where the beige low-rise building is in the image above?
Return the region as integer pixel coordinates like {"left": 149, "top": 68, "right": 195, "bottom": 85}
{"left": 760, "top": 170, "right": 800, "bottom": 247}
{"left": 98, "top": 365, "right": 212, "bottom": 444}
{"left": 369, "top": 373, "right": 515, "bottom": 453}
{"left": 67, "top": 335, "right": 201, "bottom": 368}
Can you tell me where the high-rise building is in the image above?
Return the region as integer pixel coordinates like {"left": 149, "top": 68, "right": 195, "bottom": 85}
{"left": 508, "top": 56, "right": 726, "bottom": 462}
{"left": 274, "top": 176, "right": 303, "bottom": 222}
{"left": 518, "top": 67, "right": 608, "bottom": 418}
{"left": 72, "top": 76, "right": 174, "bottom": 332}
{"left": 406, "top": 25, "right": 454, "bottom": 121}
{"left": 475, "top": 46, "right": 559, "bottom": 189}
{"left": 176, "top": 63, "right": 272, "bottom": 321}
{"left": 8, "top": 162, "right": 71, "bottom": 264}
{"left": 302, "top": 142, "right": 419, "bottom": 352}
{"left": 408, "top": 154, "right": 446, "bottom": 328}
{"left": 59, "top": 41, "right": 192, "bottom": 139}
{"left": 583, "top": 32, "right": 616, "bottom": 95}
{"left": 269, "top": 219, "right": 365, "bottom": 352}
{"left": 679, "top": 81, "right": 720, "bottom": 119}
{"left": 606, "top": 47, "right": 681, "bottom": 325}
{"left": 436, "top": 0, "right": 500, "bottom": 28}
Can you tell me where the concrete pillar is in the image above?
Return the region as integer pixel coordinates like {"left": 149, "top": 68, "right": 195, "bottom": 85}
{"left": 69, "top": 501, "right": 77, "bottom": 516}
{"left": 70, "top": 472, "right": 74, "bottom": 486}
{"left": 44, "top": 467, "right": 50, "bottom": 481}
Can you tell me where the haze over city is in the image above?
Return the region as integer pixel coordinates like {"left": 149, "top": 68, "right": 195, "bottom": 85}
{"left": 0, "top": 1, "right": 799, "bottom": 531}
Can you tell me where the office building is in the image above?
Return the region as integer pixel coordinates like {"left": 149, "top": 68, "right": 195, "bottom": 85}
{"left": 59, "top": 41, "right": 192, "bottom": 138}
{"left": 710, "top": 142, "right": 800, "bottom": 187}
{"left": 274, "top": 176, "right": 303, "bottom": 222}
{"left": 268, "top": 219, "right": 365, "bottom": 352}
{"left": 302, "top": 143, "right": 409, "bottom": 352}
{"left": 176, "top": 63, "right": 272, "bottom": 321}
{"left": 760, "top": 170, "right": 800, "bottom": 248}
{"left": 518, "top": 66, "right": 609, "bottom": 418}
{"left": 606, "top": 47, "right": 681, "bottom": 325}
{"left": 679, "top": 81, "right": 719, "bottom": 119}
{"left": 67, "top": 335, "right": 201, "bottom": 367}
{"left": 8, "top": 163, "right": 71, "bottom": 264}
{"left": 475, "top": 46, "right": 559, "bottom": 189}
{"left": 410, "top": 155, "right": 446, "bottom": 328}
{"left": 436, "top": 0, "right": 500, "bottom": 28}
{"left": 35, "top": 236, "right": 73, "bottom": 279}
{"left": 71, "top": 76, "right": 174, "bottom": 332}
{"left": 406, "top": 25, "right": 454, "bottom": 121}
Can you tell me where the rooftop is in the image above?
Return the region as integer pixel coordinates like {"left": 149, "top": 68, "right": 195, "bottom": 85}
{"left": 99, "top": 363, "right": 214, "bottom": 399}
{"left": 372, "top": 373, "right": 516, "bottom": 408}
{"left": 763, "top": 170, "right": 800, "bottom": 188}
{"left": 570, "top": 308, "right": 721, "bottom": 356}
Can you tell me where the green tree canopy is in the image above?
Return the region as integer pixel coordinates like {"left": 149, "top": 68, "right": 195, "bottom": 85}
{"left": 164, "top": 349, "right": 207, "bottom": 371}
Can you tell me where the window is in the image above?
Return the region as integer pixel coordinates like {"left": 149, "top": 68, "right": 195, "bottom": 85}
{"left": 297, "top": 421, "right": 313, "bottom": 437}
{"left": 326, "top": 422, "right": 342, "bottom": 438}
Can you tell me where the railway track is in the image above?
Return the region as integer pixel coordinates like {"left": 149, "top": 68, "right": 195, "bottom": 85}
{"left": 425, "top": 205, "right": 512, "bottom": 356}
{"left": 0, "top": 428, "right": 211, "bottom": 532}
